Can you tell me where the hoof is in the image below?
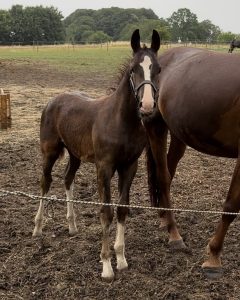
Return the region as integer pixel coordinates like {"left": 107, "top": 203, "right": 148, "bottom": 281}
{"left": 101, "top": 275, "right": 114, "bottom": 283}
{"left": 202, "top": 266, "right": 223, "bottom": 279}
{"left": 69, "top": 228, "right": 78, "bottom": 236}
{"left": 169, "top": 239, "right": 187, "bottom": 250}
{"left": 117, "top": 263, "right": 128, "bottom": 272}
{"left": 32, "top": 229, "right": 42, "bottom": 237}
{"left": 159, "top": 224, "right": 168, "bottom": 231}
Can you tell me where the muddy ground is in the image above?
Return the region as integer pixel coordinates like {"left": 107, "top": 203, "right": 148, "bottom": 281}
{"left": 0, "top": 59, "right": 240, "bottom": 300}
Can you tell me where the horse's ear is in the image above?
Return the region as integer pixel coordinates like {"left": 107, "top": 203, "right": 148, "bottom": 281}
{"left": 151, "top": 29, "right": 161, "bottom": 53}
{"left": 131, "top": 29, "right": 141, "bottom": 53}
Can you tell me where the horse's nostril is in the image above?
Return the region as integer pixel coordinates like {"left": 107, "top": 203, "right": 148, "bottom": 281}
{"left": 139, "top": 101, "right": 143, "bottom": 108}
{"left": 153, "top": 102, "right": 156, "bottom": 108}
{"left": 140, "top": 107, "right": 153, "bottom": 116}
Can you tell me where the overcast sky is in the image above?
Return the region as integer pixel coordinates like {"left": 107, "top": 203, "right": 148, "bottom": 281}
{"left": 1, "top": 0, "right": 239, "bottom": 33}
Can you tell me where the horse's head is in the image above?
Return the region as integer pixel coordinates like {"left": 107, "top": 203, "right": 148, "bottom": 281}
{"left": 130, "top": 29, "right": 161, "bottom": 118}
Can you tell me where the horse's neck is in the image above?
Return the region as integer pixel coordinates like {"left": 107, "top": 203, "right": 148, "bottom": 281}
{"left": 114, "top": 74, "right": 138, "bottom": 118}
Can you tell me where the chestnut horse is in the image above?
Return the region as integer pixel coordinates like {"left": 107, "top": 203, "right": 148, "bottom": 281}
{"left": 143, "top": 46, "right": 240, "bottom": 278}
{"left": 32, "top": 29, "right": 166, "bottom": 281}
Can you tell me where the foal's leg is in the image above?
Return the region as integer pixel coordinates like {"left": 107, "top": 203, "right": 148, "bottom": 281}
{"left": 33, "top": 149, "right": 60, "bottom": 236}
{"left": 145, "top": 118, "right": 185, "bottom": 248}
{"left": 202, "top": 154, "right": 240, "bottom": 277}
{"left": 114, "top": 161, "right": 138, "bottom": 271}
{"left": 97, "top": 162, "right": 115, "bottom": 281}
{"left": 159, "top": 134, "right": 186, "bottom": 228}
{"left": 64, "top": 153, "right": 80, "bottom": 235}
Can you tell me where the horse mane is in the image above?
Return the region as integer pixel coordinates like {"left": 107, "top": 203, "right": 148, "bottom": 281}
{"left": 116, "top": 57, "right": 131, "bottom": 84}
{"left": 106, "top": 56, "right": 131, "bottom": 94}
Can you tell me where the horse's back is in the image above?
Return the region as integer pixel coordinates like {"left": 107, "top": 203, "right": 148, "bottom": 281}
{"left": 40, "top": 92, "right": 105, "bottom": 161}
{"left": 159, "top": 47, "right": 240, "bottom": 157}
{"left": 41, "top": 92, "right": 102, "bottom": 133}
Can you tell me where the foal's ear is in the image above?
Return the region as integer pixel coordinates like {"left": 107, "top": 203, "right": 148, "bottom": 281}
{"left": 151, "top": 29, "right": 161, "bottom": 53}
{"left": 131, "top": 29, "right": 141, "bottom": 53}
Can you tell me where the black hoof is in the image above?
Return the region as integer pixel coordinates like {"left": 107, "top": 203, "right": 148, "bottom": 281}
{"left": 202, "top": 267, "right": 223, "bottom": 279}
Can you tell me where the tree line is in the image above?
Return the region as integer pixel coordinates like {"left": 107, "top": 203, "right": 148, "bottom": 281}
{"left": 0, "top": 5, "right": 239, "bottom": 45}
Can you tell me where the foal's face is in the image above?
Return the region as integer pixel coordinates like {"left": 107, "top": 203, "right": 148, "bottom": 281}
{"left": 130, "top": 29, "right": 161, "bottom": 118}
{"left": 130, "top": 50, "right": 160, "bottom": 117}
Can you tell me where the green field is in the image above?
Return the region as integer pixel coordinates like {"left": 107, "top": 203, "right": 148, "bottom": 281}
{"left": 0, "top": 45, "right": 133, "bottom": 77}
{"left": 0, "top": 43, "right": 232, "bottom": 77}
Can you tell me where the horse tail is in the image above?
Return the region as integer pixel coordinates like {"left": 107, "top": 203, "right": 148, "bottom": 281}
{"left": 58, "top": 146, "right": 65, "bottom": 160}
{"left": 146, "top": 144, "right": 160, "bottom": 207}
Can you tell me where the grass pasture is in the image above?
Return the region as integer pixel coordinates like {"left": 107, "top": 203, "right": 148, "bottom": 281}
{"left": 0, "top": 44, "right": 132, "bottom": 78}
{"left": 0, "top": 41, "right": 233, "bottom": 77}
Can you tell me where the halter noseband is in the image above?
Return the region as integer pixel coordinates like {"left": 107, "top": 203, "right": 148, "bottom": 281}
{"left": 129, "top": 71, "right": 159, "bottom": 103}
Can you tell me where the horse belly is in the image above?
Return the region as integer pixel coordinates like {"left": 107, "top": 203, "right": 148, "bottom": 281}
{"left": 61, "top": 132, "right": 95, "bottom": 163}
{"left": 184, "top": 133, "right": 238, "bottom": 158}
{"left": 168, "top": 116, "right": 240, "bottom": 158}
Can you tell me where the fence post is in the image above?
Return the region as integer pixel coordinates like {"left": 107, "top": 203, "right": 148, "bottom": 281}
{"left": 0, "top": 89, "right": 11, "bottom": 129}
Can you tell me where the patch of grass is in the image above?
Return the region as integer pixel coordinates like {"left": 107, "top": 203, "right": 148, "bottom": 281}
{"left": 0, "top": 45, "right": 132, "bottom": 77}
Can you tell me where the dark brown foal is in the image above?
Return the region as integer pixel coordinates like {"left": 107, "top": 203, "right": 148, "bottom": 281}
{"left": 33, "top": 29, "right": 166, "bottom": 280}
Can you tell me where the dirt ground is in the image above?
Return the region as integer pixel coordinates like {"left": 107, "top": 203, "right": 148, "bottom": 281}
{"left": 1, "top": 59, "right": 240, "bottom": 300}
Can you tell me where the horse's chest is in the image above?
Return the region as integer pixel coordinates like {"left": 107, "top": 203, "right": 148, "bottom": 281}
{"left": 97, "top": 129, "right": 146, "bottom": 162}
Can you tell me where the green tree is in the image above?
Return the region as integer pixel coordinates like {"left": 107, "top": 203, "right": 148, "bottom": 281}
{"left": 87, "top": 31, "right": 111, "bottom": 43}
{"left": 217, "top": 31, "right": 238, "bottom": 43}
{"left": 119, "top": 19, "right": 170, "bottom": 41}
{"left": 197, "top": 20, "right": 221, "bottom": 42}
{"left": 0, "top": 10, "right": 11, "bottom": 43}
{"left": 64, "top": 7, "right": 160, "bottom": 42}
{"left": 94, "top": 7, "right": 159, "bottom": 40}
{"left": 9, "top": 5, "right": 25, "bottom": 42}
{"left": 66, "top": 24, "right": 92, "bottom": 42}
{"left": 81, "top": 30, "right": 95, "bottom": 43}
{"left": 9, "top": 5, "right": 65, "bottom": 44}
{"left": 64, "top": 10, "right": 95, "bottom": 42}
{"left": 167, "top": 8, "right": 198, "bottom": 41}
{"left": 64, "top": 9, "right": 94, "bottom": 27}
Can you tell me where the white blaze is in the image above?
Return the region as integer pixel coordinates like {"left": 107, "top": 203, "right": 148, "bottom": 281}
{"left": 139, "top": 55, "right": 154, "bottom": 112}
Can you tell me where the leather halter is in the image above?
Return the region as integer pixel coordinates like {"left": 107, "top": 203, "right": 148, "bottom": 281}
{"left": 129, "top": 71, "right": 159, "bottom": 103}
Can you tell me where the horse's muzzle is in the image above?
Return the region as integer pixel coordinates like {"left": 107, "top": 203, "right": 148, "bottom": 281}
{"left": 139, "top": 99, "right": 156, "bottom": 117}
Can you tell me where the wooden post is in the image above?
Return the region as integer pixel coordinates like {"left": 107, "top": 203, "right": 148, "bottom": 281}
{"left": 0, "top": 89, "right": 11, "bottom": 129}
